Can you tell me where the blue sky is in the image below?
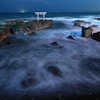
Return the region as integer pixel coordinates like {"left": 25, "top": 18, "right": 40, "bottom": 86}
{"left": 0, "top": 0, "right": 100, "bottom": 12}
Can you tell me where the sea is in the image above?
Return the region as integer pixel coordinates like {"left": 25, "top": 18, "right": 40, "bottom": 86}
{"left": 0, "top": 12, "right": 100, "bottom": 99}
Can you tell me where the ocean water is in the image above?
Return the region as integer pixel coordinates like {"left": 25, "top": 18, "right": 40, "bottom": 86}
{"left": 0, "top": 12, "right": 100, "bottom": 99}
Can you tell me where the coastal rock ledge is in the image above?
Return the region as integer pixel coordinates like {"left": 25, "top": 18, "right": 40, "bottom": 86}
{"left": 0, "top": 19, "right": 53, "bottom": 42}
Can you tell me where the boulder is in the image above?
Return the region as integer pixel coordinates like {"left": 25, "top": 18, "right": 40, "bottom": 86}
{"left": 81, "top": 27, "right": 93, "bottom": 38}
{"left": 90, "top": 25, "right": 99, "bottom": 28}
{"left": 47, "top": 66, "right": 62, "bottom": 77}
{"left": 51, "top": 42, "right": 58, "bottom": 46}
{"left": 67, "top": 35, "right": 75, "bottom": 40}
{"left": 72, "top": 20, "right": 91, "bottom": 27}
{"left": 92, "top": 32, "right": 100, "bottom": 42}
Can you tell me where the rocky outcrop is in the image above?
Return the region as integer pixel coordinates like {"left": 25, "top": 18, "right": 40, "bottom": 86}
{"left": 3, "top": 19, "right": 53, "bottom": 34}
{"left": 92, "top": 32, "right": 100, "bottom": 41}
{"left": 0, "top": 19, "right": 53, "bottom": 43}
{"left": 72, "top": 20, "right": 91, "bottom": 27}
{"left": 16, "top": 20, "right": 53, "bottom": 34}
{"left": 81, "top": 27, "right": 93, "bottom": 38}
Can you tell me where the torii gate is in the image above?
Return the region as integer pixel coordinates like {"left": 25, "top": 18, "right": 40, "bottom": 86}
{"left": 35, "top": 12, "right": 47, "bottom": 21}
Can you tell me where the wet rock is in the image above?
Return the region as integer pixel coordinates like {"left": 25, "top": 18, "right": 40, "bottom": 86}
{"left": 47, "top": 66, "right": 62, "bottom": 76}
{"left": 92, "top": 32, "right": 100, "bottom": 42}
{"left": 72, "top": 20, "right": 91, "bottom": 27}
{"left": 21, "top": 78, "right": 37, "bottom": 87}
{"left": 67, "top": 35, "right": 75, "bottom": 40}
{"left": 81, "top": 27, "right": 93, "bottom": 38}
{"left": 51, "top": 42, "right": 58, "bottom": 46}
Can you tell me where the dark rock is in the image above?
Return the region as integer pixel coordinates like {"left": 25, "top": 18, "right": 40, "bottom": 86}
{"left": 21, "top": 78, "right": 37, "bottom": 87}
{"left": 51, "top": 42, "right": 58, "bottom": 46}
{"left": 81, "top": 27, "right": 93, "bottom": 38}
{"left": 67, "top": 35, "right": 75, "bottom": 39}
{"left": 10, "top": 28, "right": 15, "bottom": 34}
{"left": 94, "top": 18, "right": 100, "bottom": 20}
{"left": 47, "top": 66, "right": 62, "bottom": 76}
{"left": 5, "top": 41, "right": 13, "bottom": 46}
{"left": 92, "top": 32, "right": 100, "bottom": 42}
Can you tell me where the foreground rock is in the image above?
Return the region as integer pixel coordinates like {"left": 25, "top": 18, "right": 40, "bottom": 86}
{"left": 81, "top": 27, "right": 93, "bottom": 38}
{"left": 72, "top": 20, "right": 91, "bottom": 27}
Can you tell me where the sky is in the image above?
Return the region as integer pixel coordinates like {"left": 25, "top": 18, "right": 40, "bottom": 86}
{"left": 0, "top": 0, "right": 100, "bottom": 12}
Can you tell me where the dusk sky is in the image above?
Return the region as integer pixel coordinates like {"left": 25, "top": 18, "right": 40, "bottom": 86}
{"left": 0, "top": 0, "right": 100, "bottom": 12}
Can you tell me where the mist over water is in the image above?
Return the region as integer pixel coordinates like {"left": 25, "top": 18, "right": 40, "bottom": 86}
{"left": 0, "top": 13, "right": 100, "bottom": 98}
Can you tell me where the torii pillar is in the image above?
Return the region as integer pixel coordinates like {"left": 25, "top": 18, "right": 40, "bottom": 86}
{"left": 35, "top": 12, "right": 47, "bottom": 21}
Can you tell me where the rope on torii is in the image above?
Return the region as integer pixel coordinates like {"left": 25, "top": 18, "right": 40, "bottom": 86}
{"left": 35, "top": 12, "right": 47, "bottom": 21}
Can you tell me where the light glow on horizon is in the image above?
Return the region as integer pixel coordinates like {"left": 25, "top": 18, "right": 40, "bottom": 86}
{"left": 21, "top": 10, "right": 25, "bottom": 13}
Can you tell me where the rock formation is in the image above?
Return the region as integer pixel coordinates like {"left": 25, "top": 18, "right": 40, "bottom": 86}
{"left": 72, "top": 20, "right": 91, "bottom": 27}
{"left": 51, "top": 42, "right": 58, "bottom": 46}
{"left": 0, "top": 28, "right": 11, "bottom": 42}
{"left": 0, "top": 19, "right": 53, "bottom": 43}
{"left": 81, "top": 27, "right": 93, "bottom": 38}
